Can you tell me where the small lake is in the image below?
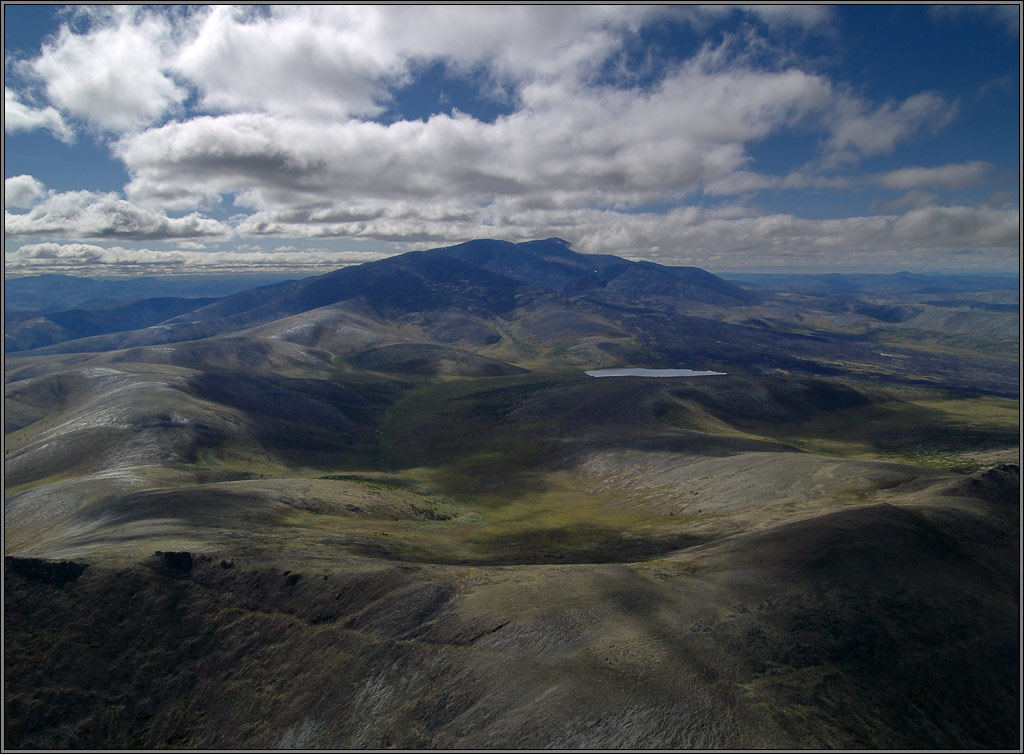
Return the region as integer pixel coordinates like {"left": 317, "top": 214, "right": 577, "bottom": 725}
{"left": 585, "top": 368, "right": 726, "bottom": 378}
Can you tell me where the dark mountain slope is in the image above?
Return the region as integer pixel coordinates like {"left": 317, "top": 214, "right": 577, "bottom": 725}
{"left": 16, "top": 254, "right": 532, "bottom": 356}
{"left": 6, "top": 239, "right": 1017, "bottom": 396}
{"left": 3, "top": 273, "right": 295, "bottom": 313}
{"left": 296, "top": 251, "right": 525, "bottom": 318}
{"left": 5, "top": 297, "right": 220, "bottom": 353}
{"left": 349, "top": 342, "right": 529, "bottom": 377}
{"left": 164, "top": 251, "right": 526, "bottom": 329}
{"left": 426, "top": 237, "right": 756, "bottom": 306}
{"left": 7, "top": 240, "right": 760, "bottom": 362}
{"left": 422, "top": 238, "right": 629, "bottom": 294}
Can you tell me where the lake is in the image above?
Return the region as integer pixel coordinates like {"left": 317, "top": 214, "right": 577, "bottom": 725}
{"left": 585, "top": 368, "right": 726, "bottom": 378}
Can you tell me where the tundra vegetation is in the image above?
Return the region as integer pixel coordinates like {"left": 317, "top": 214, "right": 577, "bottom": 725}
{"left": 4, "top": 239, "right": 1019, "bottom": 749}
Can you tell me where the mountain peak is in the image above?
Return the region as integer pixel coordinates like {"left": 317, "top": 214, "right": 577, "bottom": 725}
{"left": 426, "top": 237, "right": 754, "bottom": 305}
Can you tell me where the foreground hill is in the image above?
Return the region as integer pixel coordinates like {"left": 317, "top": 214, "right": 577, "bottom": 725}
{"left": 7, "top": 469, "right": 1017, "bottom": 749}
{"left": 4, "top": 239, "right": 1020, "bottom": 748}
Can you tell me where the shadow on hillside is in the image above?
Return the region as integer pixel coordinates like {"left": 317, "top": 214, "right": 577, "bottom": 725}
{"left": 350, "top": 522, "right": 711, "bottom": 566}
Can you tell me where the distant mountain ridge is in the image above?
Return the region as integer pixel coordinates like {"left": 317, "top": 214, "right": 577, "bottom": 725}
{"left": 720, "top": 270, "right": 1020, "bottom": 294}
{"left": 425, "top": 238, "right": 757, "bottom": 306}
{"left": 3, "top": 273, "right": 298, "bottom": 313}
{"left": 152, "top": 246, "right": 534, "bottom": 337}
{"left": 4, "top": 297, "right": 221, "bottom": 353}
{"left": 9, "top": 239, "right": 756, "bottom": 355}
{"left": 4, "top": 240, "right": 1018, "bottom": 397}
{"left": 168, "top": 237, "right": 754, "bottom": 329}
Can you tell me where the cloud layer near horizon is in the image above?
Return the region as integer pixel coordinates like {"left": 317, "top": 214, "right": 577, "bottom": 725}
{"left": 4, "top": 5, "right": 1019, "bottom": 274}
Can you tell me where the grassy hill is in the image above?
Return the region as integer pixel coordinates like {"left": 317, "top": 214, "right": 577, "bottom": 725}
{"left": 4, "top": 242, "right": 1019, "bottom": 748}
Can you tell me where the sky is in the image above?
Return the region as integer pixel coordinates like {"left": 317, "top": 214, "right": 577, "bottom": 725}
{"left": 4, "top": 4, "right": 1020, "bottom": 277}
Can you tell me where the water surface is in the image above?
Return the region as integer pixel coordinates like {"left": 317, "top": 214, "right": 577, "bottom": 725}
{"left": 585, "top": 368, "right": 726, "bottom": 378}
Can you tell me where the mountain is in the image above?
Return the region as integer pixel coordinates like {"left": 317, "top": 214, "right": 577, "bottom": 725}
{"left": 5, "top": 297, "right": 221, "bottom": 353}
{"left": 14, "top": 239, "right": 1015, "bottom": 395}
{"left": 3, "top": 242, "right": 778, "bottom": 380}
{"left": 4, "top": 238, "right": 1019, "bottom": 748}
{"left": 11, "top": 239, "right": 748, "bottom": 346}
{"left": 148, "top": 238, "right": 754, "bottom": 344}
{"left": 3, "top": 273, "right": 297, "bottom": 313}
{"left": 424, "top": 237, "right": 757, "bottom": 306}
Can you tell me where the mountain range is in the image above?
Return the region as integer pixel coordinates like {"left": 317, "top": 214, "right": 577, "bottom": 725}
{"left": 4, "top": 238, "right": 1019, "bottom": 749}
{"left": 5, "top": 238, "right": 1017, "bottom": 393}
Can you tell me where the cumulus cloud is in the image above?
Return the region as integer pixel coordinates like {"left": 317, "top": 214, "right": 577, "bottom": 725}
{"left": 6, "top": 202, "right": 1017, "bottom": 275}
{"left": 224, "top": 196, "right": 1022, "bottom": 268}
{"left": 4, "top": 175, "right": 48, "bottom": 209}
{"left": 874, "top": 191, "right": 941, "bottom": 213}
{"left": 31, "top": 7, "right": 186, "bottom": 131}
{"left": 826, "top": 92, "right": 956, "bottom": 162}
{"left": 4, "top": 241, "right": 392, "bottom": 275}
{"left": 17, "top": 5, "right": 831, "bottom": 132}
{"left": 875, "top": 161, "right": 993, "bottom": 190}
{"left": 172, "top": 5, "right": 661, "bottom": 120}
{"left": 4, "top": 87, "right": 74, "bottom": 142}
{"left": 567, "top": 203, "right": 1020, "bottom": 270}
{"left": 117, "top": 57, "right": 834, "bottom": 214}
{"left": 20, "top": 4, "right": 653, "bottom": 131}
{"left": 4, "top": 6, "right": 1015, "bottom": 271}
{"left": 173, "top": 5, "right": 403, "bottom": 120}
{"left": 4, "top": 190, "right": 231, "bottom": 240}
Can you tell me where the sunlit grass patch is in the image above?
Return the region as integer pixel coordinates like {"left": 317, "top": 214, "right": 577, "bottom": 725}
{"left": 279, "top": 467, "right": 705, "bottom": 565}
{"left": 906, "top": 396, "right": 1019, "bottom": 428}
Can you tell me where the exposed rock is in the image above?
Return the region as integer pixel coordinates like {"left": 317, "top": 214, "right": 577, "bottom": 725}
{"left": 4, "top": 556, "right": 87, "bottom": 587}
{"left": 148, "top": 550, "right": 193, "bottom": 578}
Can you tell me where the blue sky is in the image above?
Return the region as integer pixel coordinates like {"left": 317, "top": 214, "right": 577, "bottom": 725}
{"left": 4, "top": 4, "right": 1019, "bottom": 276}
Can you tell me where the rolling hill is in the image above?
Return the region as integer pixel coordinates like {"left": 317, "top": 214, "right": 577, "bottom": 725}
{"left": 4, "top": 238, "right": 1019, "bottom": 749}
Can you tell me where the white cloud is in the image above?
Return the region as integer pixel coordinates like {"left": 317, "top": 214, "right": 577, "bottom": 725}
{"left": 4, "top": 87, "right": 74, "bottom": 143}
{"left": 170, "top": 5, "right": 656, "bottom": 121}
{"left": 4, "top": 241, "right": 393, "bottom": 275}
{"left": 172, "top": 6, "right": 400, "bottom": 120}
{"left": 740, "top": 5, "right": 834, "bottom": 31}
{"left": 4, "top": 175, "right": 48, "bottom": 209}
{"left": 889, "top": 204, "right": 1020, "bottom": 248}
{"left": 564, "top": 203, "right": 1020, "bottom": 271}
{"left": 19, "top": 5, "right": 826, "bottom": 132}
{"left": 225, "top": 196, "right": 1022, "bottom": 269}
{"left": 874, "top": 191, "right": 940, "bottom": 213}
{"left": 666, "top": 5, "right": 833, "bottom": 35}
{"left": 703, "top": 171, "right": 782, "bottom": 196}
{"left": 31, "top": 7, "right": 186, "bottom": 131}
{"left": 4, "top": 190, "right": 231, "bottom": 240}
{"left": 826, "top": 92, "right": 956, "bottom": 161}
{"left": 875, "top": 161, "right": 993, "bottom": 190}
{"left": 5, "top": 202, "right": 1017, "bottom": 275}
{"left": 779, "top": 172, "right": 850, "bottom": 190}
{"left": 4, "top": 6, "right": 1014, "bottom": 273}
{"left": 117, "top": 58, "right": 833, "bottom": 214}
